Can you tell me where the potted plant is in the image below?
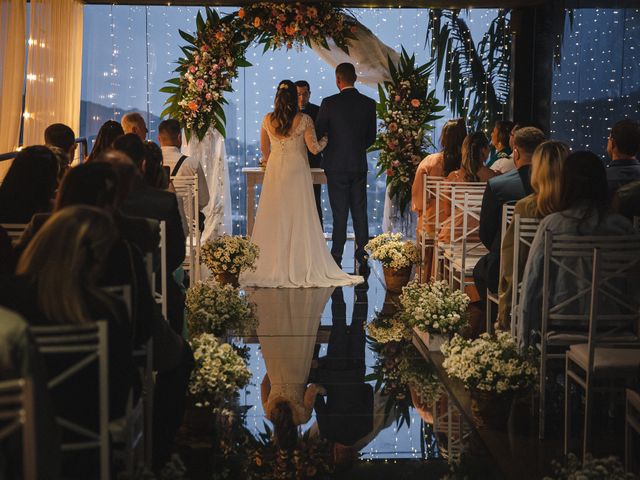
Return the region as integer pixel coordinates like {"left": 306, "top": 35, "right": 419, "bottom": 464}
{"left": 400, "top": 280, "right": 469, "bottom": 351}
{"left": 365, "top": 232, "right": 419, "bottom": 293}
{"left": 442, "top": 332, "right": 537, "bottom": 429}
{"left": 186, "top": 279, "right": 257, "bottom": 337}
{"left": 366, "top": 312, "right": 412, "bottom": 344}
{"left": 201, "top": 234, "right": 260, "bottom": 286}
{"left": 543, "top": 454, "right": 633, "bottom": 480}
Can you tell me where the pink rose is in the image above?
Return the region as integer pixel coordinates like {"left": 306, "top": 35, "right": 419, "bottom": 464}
{"left": 205, "top": 92, "right": 213, "bottom": 101}
{"left": 394, "top": 95, "right": 401, "bottom": 102}
{"left": 411, "top": 99, "right": 421, "bottom": 108}
{"left": 201, "top": 44, "right": 209, "bottom": 52}
{"left": 392, "top": 160, "right": 400, "bottom": 167}
{"left": 189, "top": 66, "right": 197, "bottom": 74}
{"left": 212, "top": 64, "right": 219, "bottom": 71}
{"left": 388, "top": 122, "right": 398, "bottom": 132}
{"left": 386, "top": 169, "right": 394, "bottom": 177}
{"left": 196, "top": 78, "right": 205, "bottom": 90}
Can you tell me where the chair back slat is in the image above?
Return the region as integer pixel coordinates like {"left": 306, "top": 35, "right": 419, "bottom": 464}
{"left": 510, "top": 215, "right": 541, "bottom": 336}
{"left": 171, "top": 175, "right": 201, "bottom": 281}
{"left": 0, "top": 223, "right": 28, "bottom": 247}
{"left": 0, "top": 378, "right": 36, "bottom": 480}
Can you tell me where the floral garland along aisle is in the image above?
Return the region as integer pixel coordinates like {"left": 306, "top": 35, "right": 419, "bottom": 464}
{"left": 161, "top": 3, "right": 443, "bottom": 211}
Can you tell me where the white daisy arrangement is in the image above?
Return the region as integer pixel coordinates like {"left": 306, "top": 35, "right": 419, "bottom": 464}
{"left": 201, "top": 234, "right": 260, "bottom": 276}
{"left": 543, "top": 454, "right": 633, "bottom": 480}
{"left": 188, "top": 333, "right": 252, "bottom": 408}
{"left": 366, "top": 313, "right": 412, "bottom": 344}
{"left": 365, "top": 232, "right": 420, "bottom": 270}
{"left": 400, "top": 280, "right": 469, "bottom": 335}
{"left": 442, "top": 331, "right": 538, "bottom": 394}
{"left": 186, "top": 279, "right": 257, "bottom": 336}
{"left": 397, "top": 351, "right": 443, "bottom": 406}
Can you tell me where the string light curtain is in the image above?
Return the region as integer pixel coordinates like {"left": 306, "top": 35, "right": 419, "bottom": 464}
{"left": 23, "top": 0, "right": 83, "bottom": 147}
{"left": 0, "top": 0, "right": 26, "bottom": 170}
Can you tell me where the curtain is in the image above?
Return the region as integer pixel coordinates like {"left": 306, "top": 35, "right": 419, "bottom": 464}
{"left": 23, "top": 0, "right": 83, "bottom": 147}
{"left": 0, "top": 0, "right": 26, "bottom": 179}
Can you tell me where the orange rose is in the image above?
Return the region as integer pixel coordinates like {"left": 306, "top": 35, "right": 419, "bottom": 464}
{"left": 188, "top": 101, "right": 198, "bottom": 112}
{"left": 215, "top": 31, "right": 224, "bottom": 41}
{"left": 285, "top": 24, "right": 296, "bottom": 36}
{"left": 411, "top": 99, "right": 421, "bottom": 108}
{"left": 307, "top": 6, "right": 318, "bottom": 18}
{"left": 253, "top": 17, "right": 261, "bottom": 28}
{"left": 237, "top": 8, "right": 245, "bottom": 19}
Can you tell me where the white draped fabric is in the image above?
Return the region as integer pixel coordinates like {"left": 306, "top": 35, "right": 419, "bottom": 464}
{"left": 183, "top": 128, "right": 232, "bottom": 242}
{"left": 311, "top": 21, "right": 400, "bottom": 88}
{"left": 23, "top": 0, "right": 83, "bottom": 148}
{"left": 0, "top": 0, "right": 26, "bottom": 180}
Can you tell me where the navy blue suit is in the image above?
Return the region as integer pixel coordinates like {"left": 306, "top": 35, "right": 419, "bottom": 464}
{"left": 301, "top": 102, "right": 324, "bottom": 228}
{"left": 315, "top": 88, "right": 377, "bottom": 264}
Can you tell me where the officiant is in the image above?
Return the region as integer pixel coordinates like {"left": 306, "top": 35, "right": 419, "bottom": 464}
{"left": 296, "top": 80, "right": 324, "bottom": 230}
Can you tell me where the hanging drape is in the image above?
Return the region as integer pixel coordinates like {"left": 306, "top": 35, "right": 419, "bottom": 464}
{"left": 0, "top": 0, "right": 26, "bottom": 179}
{"left": 23, "top": 0, "right": 83, "bottom": 147}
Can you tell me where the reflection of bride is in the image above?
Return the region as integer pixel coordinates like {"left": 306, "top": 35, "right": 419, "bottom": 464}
{"left": 250, "top": 287, "right": 333, "bottom": 449}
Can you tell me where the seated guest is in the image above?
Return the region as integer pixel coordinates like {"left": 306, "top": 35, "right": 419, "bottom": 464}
{"left": 606, "top": 118, "right": 640, "bottom": 196}
{"left": 473, "top": 127, "right": 545, "bottom": 304}
{"left": 0, "top": 226, "right": 17, "bottom": 274}
{"left": 496, "top": 140, "right": 570, "bottom": 330}
{"left": 121, "top": 111, "right": 148, "bottom": 141}
{"left": 486, "top": 120, "right": 514, "bottom": 172}
{"left": 438, "top": 131, "right": 496, "bottom": 245}
{"left": 411, "top": 118, "right": 467, "bottom": 279}
{"left": 86, "top": 120, "right": 124, "bottom": 163}
{"left": 612, "top": 179, "right": 640, "bottom": 222}
{"left": 143, "top": 141, "right": 169, "bottom": 190}
{"left": 0, "top": 206, "right": 137, "bottom": 478}
{"left": 44, "top": 123, "right": 76, "bottom": 172}
{"left": 0, "top": 146, "right": 59, "bottom": 223}
{"left": 517, "top": 151, "right": 636, "bottom": 348}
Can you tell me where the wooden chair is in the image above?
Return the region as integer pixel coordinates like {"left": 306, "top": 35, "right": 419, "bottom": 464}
{"left": 534, "top": 232, "right": 640, "bottom": 439}
{"left": 563, "top": 240, "right": 640, "bottom": 457}
{"left": 171, "top": 175, "right": 201, "bottom": 282}
{"left": 0, "top": 378, "right": 37, "bottom": 480}
{"left": 485, "top": 203, "right": 516, "bottom": 333}
{"left": 30, "top": 322, "right": 110, "bottom": 480}
{"left": 0, "top": 223, "right": 28, "bottom": 247}
{"left": 625, "top": 389, "right": 640, "bottom": 474}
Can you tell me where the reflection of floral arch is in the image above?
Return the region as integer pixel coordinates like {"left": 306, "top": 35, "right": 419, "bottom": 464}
{"left": 161, "top": 2, "right": 442, "bottom": 212}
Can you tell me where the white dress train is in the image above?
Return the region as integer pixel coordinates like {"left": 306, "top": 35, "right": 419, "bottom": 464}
{"left": 241, "top": 113, "right": 363, "bottom": 288}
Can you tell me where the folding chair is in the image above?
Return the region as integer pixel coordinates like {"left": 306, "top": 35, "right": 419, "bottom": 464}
{"left": 0, "top": 378, "right": 36, "bottom": 480}
{"left": 418, "top": 174, "right": 445, "bottom": 282}
{"left": 171, "top": 175, "right": 201, "bottom": 282}
{"left": 485, "top": 203, "right": 516, "bottom": 332}
{"left": 432, "top": 391, "right": 470, "bottom": 462}
{"left": 30, "top": 322, "right": 110, "bottom": 480}
{"left": 0, "top": 223, "right": 28, "bottom": 247}
{"left": 535, "top": 232, "right": 640, "bottom": 440}
{"left": 562, "top": 237, "right": 640, "bottom": 456}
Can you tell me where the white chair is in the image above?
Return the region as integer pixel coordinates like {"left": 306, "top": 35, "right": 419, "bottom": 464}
{"left": 0, "top": 378, "right": 36, "bottom": 480}
{"left": 30, "top": 322, "right": 110, "bottom": 480}
{"left": 418, "top": 174, "right": 445, "bottom": 282}
{"left": 0, "top": 223, "right": 28, "bottom": 247}
{"left": 509, "top": 215, "right": 541, "bottom": 337}
{"left": 534, "top": 232, "right": 640, "bottom": 440}
{"left": 485, "top": 203, "right": 516, "bottom": 332}
{"left": 625, "top": 389, "right": 640, "bottom": 474}
{"left": 563, "top": 240, "right": 640, "bottom": 457}
{"left": 171, "top": 175, "right": 201, "bottom": 282}
{"left": 431, "top": 391, "right": 470, "bottom": 462}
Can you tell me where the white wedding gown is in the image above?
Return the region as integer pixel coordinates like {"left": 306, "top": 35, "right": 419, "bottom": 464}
{"left": 241, "top": 113, "right": 363, "bottom": 288}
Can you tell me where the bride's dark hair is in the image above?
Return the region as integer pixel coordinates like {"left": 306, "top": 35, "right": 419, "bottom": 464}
{"left": 271, "top": 401, "right": 297, "bottom": 451}
{"left": 272, "top": 80, "right": 298, "bottom": 136}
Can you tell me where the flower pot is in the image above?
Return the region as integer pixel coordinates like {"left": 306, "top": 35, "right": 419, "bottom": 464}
{"left": 470, "top": 389, "right": 513, "bottom": 430}
{"left": 381, "top": 291, "right": 400, "bottom": 316}
{"left": 216, "top": 271, "right": 240, "bottom": 287}
{"left": 426, "top": 332, "right": 448, "bottom": 352}
{"left": 383, "top": 266, "right": 412, "bottom": 293}
{"left": 180, "top": 399, "right": 216, "bottom": 440}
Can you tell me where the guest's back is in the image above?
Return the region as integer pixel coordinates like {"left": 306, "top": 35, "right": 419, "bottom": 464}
{"left": 605, "top": 118, "right": 640, "bottom": 196}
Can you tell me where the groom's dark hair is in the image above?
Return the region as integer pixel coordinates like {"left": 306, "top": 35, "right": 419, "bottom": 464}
{"left": 335, "top": 63, "right": 356, "bottom": 84}
{"left": 294, "top": 80, "right": 310, "bottom": 90}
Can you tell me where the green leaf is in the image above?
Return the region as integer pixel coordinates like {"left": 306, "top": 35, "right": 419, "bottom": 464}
{"left": 165, "top": 77, "right": 181, "bottom": 86}
{"left": 236, "top": 57, "right": 252, "bottom": 68}
{"left": 159, "top": 86, "right": 179, "bottom": 94}
{"left": 196, "top": 11, "right": 205, "bottom": 32}
{"left": 178, "top": 29, "right": 196, "bottom": 45}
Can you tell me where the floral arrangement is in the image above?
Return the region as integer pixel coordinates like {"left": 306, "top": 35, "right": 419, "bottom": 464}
{"left": 246, "top": 425, "right": 334, "bottom": 479}
{"left": 366, "top": 312, "right": 412, "bottom": 344}
{"left": 399, "top": 280, "right": 469, "bottom": 335}
{"left": 161, "top": 7, "right": 250, "bottom": 140}
{"left": 543, "top": 454, "right": 634, "bottom": 480}
{"left": 365, "top": 232, "right": 420, "bottom": 270}
{"left": 189, "top": 334, "right": 252, "bottom": 408}
{"left": 371, "top": 50, "right": 444, "bottom": 213}
{"left": 238, "top": 2, "right": 357, "bottom": 52}
{"left": 396, "top": 347, "right": 442, "bottom": 406}
{"left": 442, "top": 331, "right": 538, "bottom": 394}
{"left": 186, "top": 279, "right": 257, "bottom": 336}
{"left": 201, "top": 234, "right": 260, "bottom": 276}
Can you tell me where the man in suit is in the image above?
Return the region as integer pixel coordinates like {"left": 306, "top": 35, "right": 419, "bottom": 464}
{"left": 316, "top": 63, "right": 377, "bottom": 274}
{"left": 296, "top": 80, "right": 324, "bottom": 229}
{"left": 473, "top": 127, "right": 545, "bottom": 304}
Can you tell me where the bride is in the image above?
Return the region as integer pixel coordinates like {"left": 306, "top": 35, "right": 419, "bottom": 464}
{"left": 241, "top": 80, "right": 363, "bottom": 288}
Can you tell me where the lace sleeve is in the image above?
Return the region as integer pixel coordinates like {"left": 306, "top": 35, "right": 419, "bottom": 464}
{"left": 303, "top": 115, "right": 327, "bottom": 155}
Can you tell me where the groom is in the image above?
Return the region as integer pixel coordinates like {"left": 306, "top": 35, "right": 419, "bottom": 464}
{"left": 315, "top": 63, "right": 377, "bottom": 274}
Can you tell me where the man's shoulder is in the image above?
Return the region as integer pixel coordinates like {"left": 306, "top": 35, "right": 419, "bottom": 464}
{"left": 488, "top": 168, "right": 520, "bottom": 189}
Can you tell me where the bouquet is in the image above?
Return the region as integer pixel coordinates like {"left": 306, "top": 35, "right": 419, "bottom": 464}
{"left": 202, "top": 234, "right": 260, "bottom": 276}
{"left": 189, "top": 334, "right": 252, "bottom": 408}
{"left": 366, "top": 312, "right": 412, "bottom": 344}
{"left": 442, "top": 332, "right": 537, "bottom": 394}
{"left": 543, "top": 454, "right": 634, "bottom": 480}
{"left": 365, "top": 232, "right": 420, "bottom": 270}
{"left": 186, "top": 279, "right": 257, "bottom": 336}
{"left": 400, "top": 280, "right": 469, "bottom": 335}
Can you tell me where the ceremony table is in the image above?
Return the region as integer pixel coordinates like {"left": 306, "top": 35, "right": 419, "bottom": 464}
{"left": 242, "top": 167, "right": 327, "bottom": 236}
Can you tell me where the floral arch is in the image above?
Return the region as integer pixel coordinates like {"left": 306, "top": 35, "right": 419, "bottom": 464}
{"left": 162, "top": 2, "right": 443, "bottom": 213}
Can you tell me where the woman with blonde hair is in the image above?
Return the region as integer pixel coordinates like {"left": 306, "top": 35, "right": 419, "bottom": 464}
{"left": 496, "top": 140, "right": 570, "bottom": 330}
